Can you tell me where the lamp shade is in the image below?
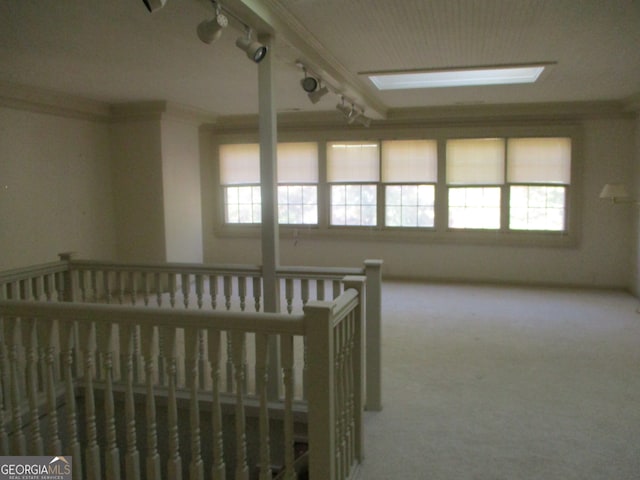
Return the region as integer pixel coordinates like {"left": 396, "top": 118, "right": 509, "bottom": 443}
{"left": 599, "top": 183, "right": 629, "bottom": 201}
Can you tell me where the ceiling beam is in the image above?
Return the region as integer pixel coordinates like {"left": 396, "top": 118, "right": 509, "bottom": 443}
{"left": 222, "top": 0, "right": 388, "bottom": 120}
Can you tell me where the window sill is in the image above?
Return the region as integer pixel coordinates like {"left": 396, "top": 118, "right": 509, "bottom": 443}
{"left": 214, "top": 224, "right": 577, "bottom": 248}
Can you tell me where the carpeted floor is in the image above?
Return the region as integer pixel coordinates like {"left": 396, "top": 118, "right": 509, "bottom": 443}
{"left": 358, "top": 281, "right": 640, "bottom": 480}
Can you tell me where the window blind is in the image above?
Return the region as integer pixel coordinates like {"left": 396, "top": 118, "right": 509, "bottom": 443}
{"left": 446, "top": 138, "right": 505, "bottom": 185}
{"left": 219, "top": 143, "right": 260, "bottom": 185}
{"left": 327, "top": 142, "right": 380, "bottom": 182}
{"left": 381, "top": 140, "right": 437, "bottom": 182}
{"left": 277, "top": 142, "right": 318, "bottom": 183}
{"left": 507, "top": 137, "right": 571, "bottom": 184}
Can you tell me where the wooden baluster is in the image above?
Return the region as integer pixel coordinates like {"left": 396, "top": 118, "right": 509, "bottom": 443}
{"left": 7, "top": 318, "right": 26, "bottom": 455}
{"left": 0, "top": 319, "right": 8, "bottom": 455}
{"left": 142, "top": 272, "right": 151, "bottom": 306}
{"left": 119, "top": 324, "right": 140, "bottom": 480}
{"left": 225, "top": 332, "right": 233, "bottom": 393}
{"left": 185, "top": 328, "right": 204, "bottom": 480}
{"left": 141, "top": 325, "right": 161, "bottom": 480}
{"left": 60, "top": 321, "right": 82, "bottom": 480}
{"left": 334, "top": 323, "right": 343, "bottom": 480}
{"left": 316, "top": 279, "right": 325, "bottom": 301}
{"left": 280, "top": 334, "right": 296, "bottom": 480}
{"left": 90, "top": 270, "right": 98, "bottom": 302}
{"left": 301, "top": 279, "right": 310, "bottom": 306}
{"left": 20, "top": 278, "right": 33, "bottom": 300}
{"left": 181, "top": 273, "right": 191, "bottom": 309}
{"left": 38, "top": 319, "right": 62, "bottom": 455}
{"left": 238, "top": 276, "right": 247, "bottom": 311}
{"left": 97, "top": 322, "right": 120, "bottom": 480}
{"left": 129, "top": 271, "right": 137, "bottom": 306}
{"left": 195, "top": 274, "right": 204, "bottom": 310}
{"left": 333, "top": 280, "right": 341, "bottom": 300}
{"left": 45, "top": 274, "right": 55, "bottom": 301}
{"left": 78, "top": 270, "right": 87, "bottom": 302}
{"left": 155, "top": 272, "right": 163, "bottom": 307}
{"left": 252, "top": 277, "right": 262, "bottom": 312}
{"left": 285, "top": 279, "right": 294, "bottom": 314}
{"left": 255, "top": 333, "right": 272, "bottom": 480}
{"left": 303, "top": 336, "right": 308, "bottom": 401}
{"left": 209, "top": 275, "right": 218, "bottom": 310}
{"left": 78, "top": 321, "right": 102, "bottom": 480}
{"left": 23, "top": 319, "right": 43, "bottom": 454}
{"left": 117, "top": 271, "right": 126, "bottom": 305}
{"left": 198, "top": 329, "right": 208, "bottom": 390}
{"left": 207, "top": 330, "right": 226, "bottom": 480}
{"left": 33, "top": 276, "right": 44, "bottom": 302}
{"left": 346, "top": 312, "right": 356, "bottom": 470}
{"left": 231, "top": 332, "right": 249, "bottom": 480}
{"left": 0, "top": 313, "right": 10, "bottom": 417}
{"left": 104, "top": 270, "right": 112, "bottom": 304}
{"left": 0, "top": 347, "right": 8, "bottom": 455}
{"left": 339, "top": 320, "right": 350, "bottom": 479}
{"left": 160, "top": 327, "right": 182, "bottom": 479}
{"left": 169, "top": 273, "right": 177, "bottom": 308}
{"left": 223, "top": 276, "right": 232, "bottom": 310}
{"left": 55, "top": 271, "right": 65, "bottom": 302}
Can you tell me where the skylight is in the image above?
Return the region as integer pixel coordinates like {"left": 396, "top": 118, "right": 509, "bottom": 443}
{"left": 367, "top": 65, "right": 546, "bottom": 90}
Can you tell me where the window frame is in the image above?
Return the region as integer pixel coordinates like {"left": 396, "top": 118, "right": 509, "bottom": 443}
{"left": 212, "top": 125, "right": 581, "bottom": 247}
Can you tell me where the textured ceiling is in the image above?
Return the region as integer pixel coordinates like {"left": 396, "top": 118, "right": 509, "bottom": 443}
{"left": 0, "top": 0, "right": 638, "bottom": 118}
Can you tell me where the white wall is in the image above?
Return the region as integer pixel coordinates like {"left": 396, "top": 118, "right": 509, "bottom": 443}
{"left": 204, "top": 116, "right": 636, "bottom": 289}
{"left": 161, "top": 117, "right": 203, "bottom": 263}
{"left": 110, "top": 117, "right": 167, "bottom": 263}
{"left": 0, "top": 106, "right": 116, "bottom": 270}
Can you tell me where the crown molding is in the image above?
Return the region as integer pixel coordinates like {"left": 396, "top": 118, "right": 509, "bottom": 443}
{"left": 110, "top": 101, "right": 218, "bottom": 124}
{"left": 212, "top": 100, "right": 633, "bottom": 133}
{"left": 0, "top": 80, "right": 110, "bottom": 121}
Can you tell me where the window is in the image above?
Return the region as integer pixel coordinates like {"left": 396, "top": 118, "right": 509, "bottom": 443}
{"left": 216, "top": 132, "right": 574, "bottom": 242}
{"left": 507, "top": 137, "right": 571, "bottom": 231}
{"left": 220, "top": 144, "right": 261, "bottom": 224}
{"left": 446, "top": 138, "right": 504, "bottom": 229}
{"left": 277, "top": 142, "right": 318, "bottom": 225}
{"left": 382, "top": 140, "right": 437, "bottom": 227}
{"left": 327, "top": 142, "right": 379, "bottom": 226}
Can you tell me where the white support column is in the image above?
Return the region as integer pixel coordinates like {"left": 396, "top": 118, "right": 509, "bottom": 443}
{"left": 364, "top": 259, "right": 383, "bottom": 411}
{"left": 258, "top": 33, "right": 280, "bottom": 312}
{"left": 258, "top": 33, "right": 281, "bottom": 401}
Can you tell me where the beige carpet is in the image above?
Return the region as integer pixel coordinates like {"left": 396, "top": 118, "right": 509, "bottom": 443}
{"left": 358, "top": 281, "right": 640, "bottom": 480}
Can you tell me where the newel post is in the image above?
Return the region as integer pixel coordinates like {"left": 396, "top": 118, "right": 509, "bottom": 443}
{"left": 304, "top": 300, "right": 335, "bottom": 480}
{"left": 364, "top": 259, "right": 383, "bottom": 411}
{"left": 58, "top": 252, "right": 78, "bottom": 302}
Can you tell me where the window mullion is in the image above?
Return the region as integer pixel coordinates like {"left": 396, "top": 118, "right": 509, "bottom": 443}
{"left": 436, "top": 138, "right": 448, "bottom": 233}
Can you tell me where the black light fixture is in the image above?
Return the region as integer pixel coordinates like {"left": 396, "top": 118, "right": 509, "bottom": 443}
{"left": 301, "top": 76, "right": 319, "bottom": 93}
{"left": 300, "top": 68, "right": 329, "bottom": 104}
{"left": 142, "top": 0, "right": 167, "bottom": 13}
{"left": 236, "top": 29, "right": 268, "bottom": 63}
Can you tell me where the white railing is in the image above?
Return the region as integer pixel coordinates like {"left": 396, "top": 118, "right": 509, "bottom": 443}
{"left": 0, "top": 277, "right": 365, "bottom": 480}
{"left": 0, "top": 254, "right": 383, "bottom": 411}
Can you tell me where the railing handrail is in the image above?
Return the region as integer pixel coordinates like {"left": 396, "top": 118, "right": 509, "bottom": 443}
{"left": 0, "top": 299, "right": 305, "bottom": 336}
{"left": 0, "top": 260, "right": 68, "bottom": 284}
{"left": 69, "top": 259, "right": 264, "bottom": 277}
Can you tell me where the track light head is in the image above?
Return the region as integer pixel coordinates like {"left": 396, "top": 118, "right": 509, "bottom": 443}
{"left": 236, "top": 32, "right": 268, "bottom": 63}
{"left": 336, "top": 101, "right": 353, "bottom": 119}
{"left": 142, "top": 0, "right": 167, "bottom": 13}
{"left": 301, "top": 76, "right": 319, "bottom": 93}
{"left": 308, "top": 85, "right": 329, "bottom": 104}
{"left": 197, "top": 13, "right": 228, "bottom": 44}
